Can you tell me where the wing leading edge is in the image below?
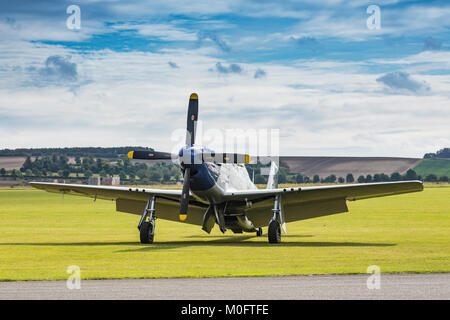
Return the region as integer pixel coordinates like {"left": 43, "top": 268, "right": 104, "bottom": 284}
{"left": 224, "top": 180, "right": 423, "bottom": 203}
{"left": 29, "top": 182, "right": 208, "bottom": 226}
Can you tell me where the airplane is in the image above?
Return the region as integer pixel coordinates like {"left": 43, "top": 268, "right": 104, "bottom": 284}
{"left": 30, "top": 93, "right": 424, "bottom": 244}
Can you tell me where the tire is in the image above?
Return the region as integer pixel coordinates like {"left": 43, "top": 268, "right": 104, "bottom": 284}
{"left": 140, "top": 221, "right": 154, "bottom": 244}
{"left": 256, "top": 227, "right": 263, "bottom": 237}
{"left": 268, "top": 220, "right": 281, "bottom": 243}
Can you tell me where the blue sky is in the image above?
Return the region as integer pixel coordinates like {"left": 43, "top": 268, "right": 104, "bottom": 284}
{"left": 0, "top": 0, "right": 449, "bottom": 157}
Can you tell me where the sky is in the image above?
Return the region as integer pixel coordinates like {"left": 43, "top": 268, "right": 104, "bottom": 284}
{"left": 0, "top": 0, "right": 449, "bottom": 157}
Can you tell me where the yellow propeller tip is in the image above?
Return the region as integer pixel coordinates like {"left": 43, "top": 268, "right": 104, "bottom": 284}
{"left": 127, "top": 151, "right": 134, "bottom": 159}
{"left": 179, "top": 214, "right": 187, "bottom": 221}
{"left": 245, "top": 154, "right": 250, "bottom": 164}
{"left": 190, "top": 93, "right": 198, "bottom": 100}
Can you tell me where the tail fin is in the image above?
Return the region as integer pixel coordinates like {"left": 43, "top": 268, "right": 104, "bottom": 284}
{"left": 266, "top": 161, "right": 279, "bottom": 189}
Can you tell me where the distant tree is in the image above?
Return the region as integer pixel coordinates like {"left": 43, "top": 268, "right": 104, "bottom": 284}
{"left": 62, "top": 169, "right": 70, "bottom": 178}
{"left": 75, "top": 156, "right": 81, "bottom": 165}
{"left": 22, "top": 156, "right": 33, "bottom": 171}
{"left": 303, "top": 176, "right": 310, "bottom": 183}
{"left": 373, "top": 174, "right": 381, "bottom": 182}
{"left": 365, "top": 174, "right": 373, "bottom": 183}
{"left": 149, "top": 171, "right": 162, "bottom": 182}
{"left": 338, "top": 177, "right": 345, "bottom": 183}
{"left": 439, "top": 175, "right": 448, "bottom": 182}
{"left": 380, "top": 173, "right": 390, "bottom": 181}
{"left": 435, "top": 148, "right": 450, "bottom": 158}
{"left": 84, "top": 170, "right": 93, "bottom": 178}
{"left": 295, "top": 174, "right": 304, "bottom": 184}
{"left": 25, "top": 169, "right": 32, "bottom": 177}
{"left": 11, "top": 169, "right": 21, "bottom": 180}
{"left": 313, "top": 175, "right": 320, "bottom": 183}
{"left": 357, "top": 175, "right": 365, "bottom": 183}
{"left": 405, "top": 169, "right": 418, "bottom": 180}
{"left": 278, "top": 171, "right": 287, "bottom": 184}
{"left": 32, "top": 168, "right": 40, "bottom": 176}
{"left": 390, "top": 172, "right": 402, "bottom": 181}
{"left": 254, "top": 174, "right": 265, "bottom": 184}
{"left": 0, "top": 168, "right": 5, "bottom": 176}
{"left": 346, "top": 173, "right": 354, "bottom": 183}
{"left": 425, "top": 174, "right": 438, "bottom": 182}
{"left": 424, "top": 148, "right": 450, "bottom": 159}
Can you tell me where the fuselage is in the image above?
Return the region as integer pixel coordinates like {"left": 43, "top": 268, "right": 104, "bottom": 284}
{"left": 178, "top": 145, "right": 257, "bottom": 205}
{"left": 184, "top": 161, "right": 257, "bottom": 205}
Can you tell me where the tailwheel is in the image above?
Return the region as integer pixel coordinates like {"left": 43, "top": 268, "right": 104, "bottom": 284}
{"left": 256, "top": 227, "right": 263, "bottom": 237}
{"left": 140, "top": 221, "right": 154, "bottom": 244}
{"left": 268, "top": 220, "right": 281, "bottom": 243}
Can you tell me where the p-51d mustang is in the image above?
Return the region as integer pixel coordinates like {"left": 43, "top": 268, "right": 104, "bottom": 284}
{"left": 31, "top": 93, "right": 423, "bottom": 244}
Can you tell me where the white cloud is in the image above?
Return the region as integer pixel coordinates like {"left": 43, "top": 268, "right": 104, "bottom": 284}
{"left": 0, "top": 44, "right": 449, "bottom": 157}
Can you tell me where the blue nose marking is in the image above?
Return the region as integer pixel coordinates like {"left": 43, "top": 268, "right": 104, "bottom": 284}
{"left": 190, "top": 163, "right": 216, "bottom": 191}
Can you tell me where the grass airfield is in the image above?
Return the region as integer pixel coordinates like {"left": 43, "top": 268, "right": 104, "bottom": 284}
{"left": 0, "top": 185, "right": 448, "bottom": 281}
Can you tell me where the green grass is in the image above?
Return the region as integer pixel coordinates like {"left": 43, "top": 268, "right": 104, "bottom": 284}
{"left": 413, "top": 159, "right": 450, "bottom": 177}
{"left": 0, "top": 186, "right": 449, "bottom": 281}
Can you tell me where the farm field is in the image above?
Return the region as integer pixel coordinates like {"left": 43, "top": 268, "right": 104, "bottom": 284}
{"left": 413, "top": 159, "right": 450, "bottom": 177}
{"left": 0, "top": 185, "right": 448, "bottom": 281}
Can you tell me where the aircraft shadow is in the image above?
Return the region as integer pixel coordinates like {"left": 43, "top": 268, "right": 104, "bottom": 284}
{"left": 0, "top": 241, "right": 139, "bottom": 246}
{"left": 117, "top": 237, "right": 395, "bottom": 252}
{"left": 184, "top": 234, "right": 314, "bottom": 239}
{"left": 0, "top": 237, "right": 395, "bottom": 251}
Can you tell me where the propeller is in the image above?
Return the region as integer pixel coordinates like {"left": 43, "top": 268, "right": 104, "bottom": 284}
{"left": 201, "top": 152, "right": 250, "bottom": 164}
{"left": 127, "top": 150, "right": 174, "bottom": 160}
{"left": 127, "top": 93, "right": 250, "bottom": 222}
{"left": 186, "top": 93, "right": 198, "bottom": 146}
{"left": 179, "top": 168, "right": 190, "bottom": 221}
{"left": 178, "top": 93, "right": 199, "bottom": 221}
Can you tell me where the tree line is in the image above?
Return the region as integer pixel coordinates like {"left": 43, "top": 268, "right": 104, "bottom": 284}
{"left": 424, "top": 148, "right": 450, "bottom": 159}
{"left": 1, "top": 154, "right": 182, "bottom": 184}
{"left": 0, "top": 155, "right": 448, "bottom": 185}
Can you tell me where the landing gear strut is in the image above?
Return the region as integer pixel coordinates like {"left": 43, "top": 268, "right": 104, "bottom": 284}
{"left": 268, "top": 195, "right": 284, "bottom": 243}
{"left": 138, "top": 195, "right": 156, "bottom": 244}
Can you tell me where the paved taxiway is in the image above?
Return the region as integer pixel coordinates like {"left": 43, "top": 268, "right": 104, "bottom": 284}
{"left": 0, "top": 273, "right": 448, "bottom": 299}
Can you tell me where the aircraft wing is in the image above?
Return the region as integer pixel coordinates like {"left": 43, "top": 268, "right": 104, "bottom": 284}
{"left": 29, "top": 182, "right": 208, "bottom": 226}
{"left": 223, "top": 181, "right": 423, "bottom": 227}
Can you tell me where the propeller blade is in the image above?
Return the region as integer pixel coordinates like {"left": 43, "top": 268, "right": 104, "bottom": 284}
{"left": 202, "top": 152, "right": 250, "bottom": 164}
{"left": 179, "top": 168, "right": 190, "bottom": 221}
{"left": 186, "top": 93, "right": 199, "bottom": 146}
{"left": 127, "top": 150, "right": 174, "bottom": 160}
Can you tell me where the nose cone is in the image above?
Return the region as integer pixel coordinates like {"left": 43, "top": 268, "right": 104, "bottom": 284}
{"left": 179, "top": 146, "right": 203, "bottom": 168}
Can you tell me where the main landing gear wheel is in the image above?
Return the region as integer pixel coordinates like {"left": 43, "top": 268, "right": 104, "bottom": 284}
{"left": 256, "top": 227, "right": 263, "bottom": 237}
{"left": 140, "top": 221, "right": 154, "bottom": 244}
{"left": 268, "top": 220, "right": 281, "bottom": 243}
